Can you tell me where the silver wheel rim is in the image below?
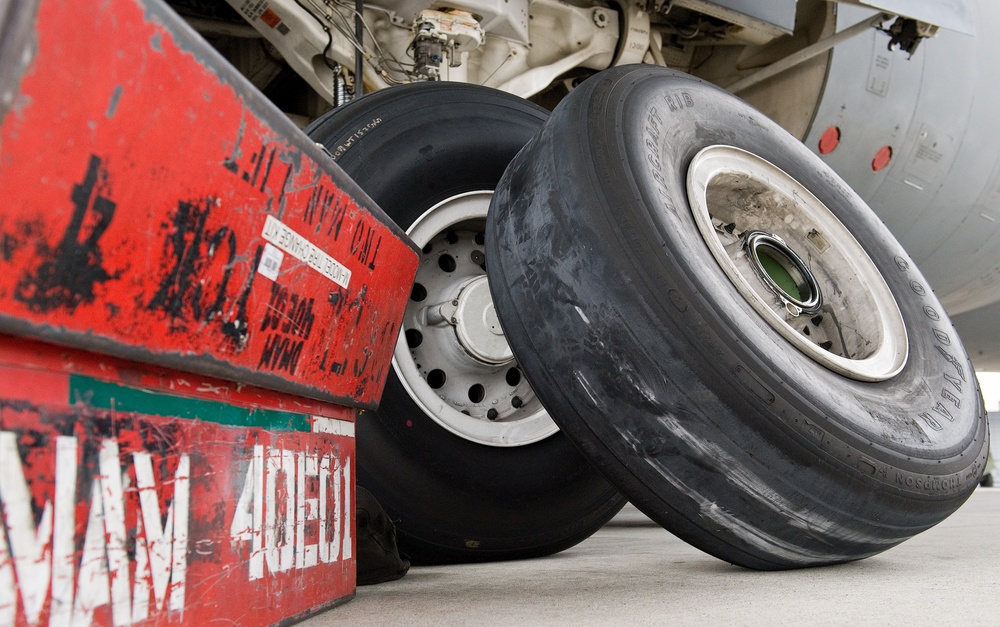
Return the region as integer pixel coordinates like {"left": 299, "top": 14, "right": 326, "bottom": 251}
{"left": 686, "top": 146, "right": 908, "bottom": 381}
{"left": 393, "top": 191, "right": 558, "bottom": 446}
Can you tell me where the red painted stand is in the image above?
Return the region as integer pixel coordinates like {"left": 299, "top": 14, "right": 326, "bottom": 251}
{"left": 0, "top": 0, "right": 418, "bottom": 623}
{"left": 0, "top": 336, "right": 359, "bottom": 625}
{"left": 0, "top": 0, "right": 417, "bottom": 409}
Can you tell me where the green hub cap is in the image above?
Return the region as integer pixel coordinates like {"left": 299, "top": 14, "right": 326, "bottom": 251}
{"left": 743, "top": 230, "right": 822, "bottom": 316}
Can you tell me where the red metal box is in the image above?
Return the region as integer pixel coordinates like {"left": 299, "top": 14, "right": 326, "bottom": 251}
{"left": 0, "top": 0, "right": 419, "bottom": 409}
{"left": 0, "top": 0, "right": 419, "bottom": 623}
{"left": 0, "top": 336, "right": 358, "bottom": 625}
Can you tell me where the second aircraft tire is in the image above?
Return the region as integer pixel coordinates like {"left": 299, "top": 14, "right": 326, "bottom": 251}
{"left": 307, "top": 83, "right": 626, "bottom": 564}
{"left": 487, "top": 66, "right": 989, "bottom": 569}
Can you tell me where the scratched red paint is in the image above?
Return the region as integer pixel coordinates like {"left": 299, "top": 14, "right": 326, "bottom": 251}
{"left": 0, "top": 334, "right": 356, "bottom": 625}
{"left": 0, "top": 334, "right": 360, "bottom": 420}
{"left": 0, "top": 0, "right": 418, "bottom": 409}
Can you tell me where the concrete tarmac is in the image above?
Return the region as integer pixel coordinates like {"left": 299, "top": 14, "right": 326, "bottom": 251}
{"left": 308, "top": 488, "right": 1000, "bottom": 625}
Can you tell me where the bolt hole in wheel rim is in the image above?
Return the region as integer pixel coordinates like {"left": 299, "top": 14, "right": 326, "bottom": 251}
{"left": 686, "top": 146, "right": 908, "bottom": 381}
{"left": 393, "top": 191, "right": 557, "bottom": 446}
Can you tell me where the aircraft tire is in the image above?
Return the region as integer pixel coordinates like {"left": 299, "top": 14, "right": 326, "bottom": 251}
{"left": 486, "top": 66, "right": 989, "bottom": 569}
{"left": 306, "top": 83, "right": 625, "bottom": 564}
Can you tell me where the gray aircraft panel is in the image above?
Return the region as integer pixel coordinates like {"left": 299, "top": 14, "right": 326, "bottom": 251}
{"left": 848, "top": 0, "right": 975, "bottom": 34}
{"left": 951, "top": 301, "right": 1000, "bottom": 370}
{"left": 803, "top": 5, "right": 922, "bottom": 203}
{"left": 804, "top": 2, "right": 1000, "bottom": 317}
{"left": 699, "top": 0, "right": 797, "bottom": 31}
{"left": 872, "top": 2, "right": 1000, "bottom": 315}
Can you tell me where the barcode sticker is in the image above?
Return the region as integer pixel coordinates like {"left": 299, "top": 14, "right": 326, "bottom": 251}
{"left": 258, "top": 242, "right": 284, "bottom": 281}
{"left": 261, "top": 214, "right": 351, "bottom": 288}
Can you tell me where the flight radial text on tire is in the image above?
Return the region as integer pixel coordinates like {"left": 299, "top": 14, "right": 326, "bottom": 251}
{"left": 306, "top": 82, "right": 625, "bottom": 565}
{"left": 486, "top": 66, "right": 989, "bottom": 570}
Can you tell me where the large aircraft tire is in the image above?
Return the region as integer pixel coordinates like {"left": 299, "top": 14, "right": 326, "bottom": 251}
{"left": 486, "top": 66, "right": 989, "bottom": 569}
{"left": 307, "top": 83, "right": 625, "bottom": 564}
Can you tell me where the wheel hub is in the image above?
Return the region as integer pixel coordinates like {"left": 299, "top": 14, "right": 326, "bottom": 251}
{"left": 453, "top": 276, "right": 514, "bottom": 364}
{"left": 743, "top": 230, "right": 823, "bottom": 316}
{"left": 686, "top": 145, "right": 908, "bottom": 381}
{"left": 392, "top": 191, "right": 557, "bottom": 447}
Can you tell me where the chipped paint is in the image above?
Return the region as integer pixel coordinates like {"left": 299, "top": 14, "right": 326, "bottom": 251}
{"left": 0, "top": 335, "right": 356, "bottom": 625}
{"left": 0, "top": 0, "right": 418, "bottom": 409}
{"left": 105, "top": 86, "right": 123, "bottom": 119}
